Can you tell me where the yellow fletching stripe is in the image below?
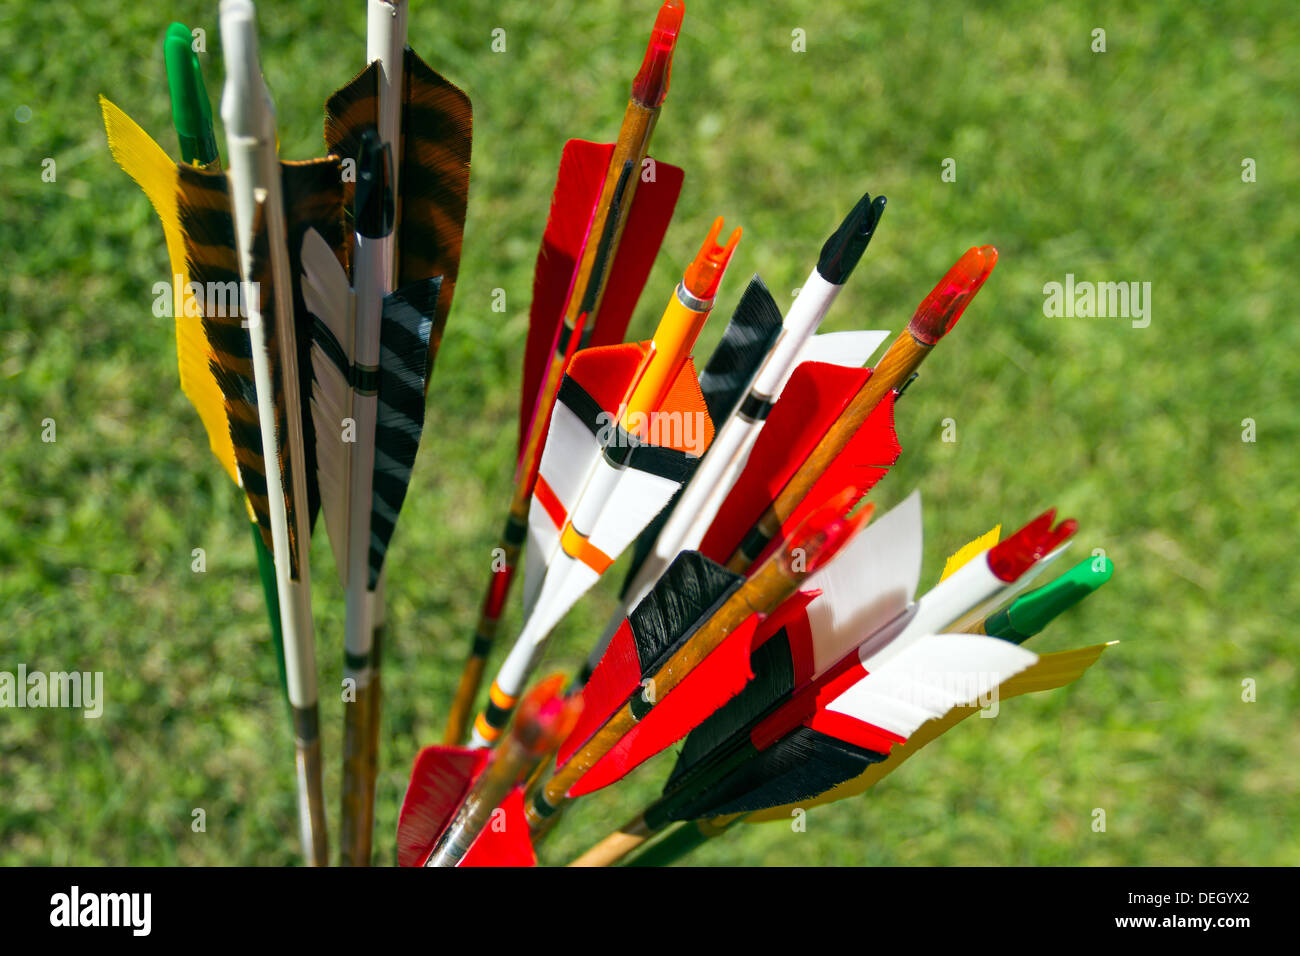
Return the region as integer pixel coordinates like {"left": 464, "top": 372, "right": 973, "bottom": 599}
{"left": 939, "top": 525, "right": 1001, "bottom": 581}
{"left": 100, "top": 96, "right": 239, "bottom": 487}
{"left": 744, "top": 643, "right": 1113, "bottom": 822}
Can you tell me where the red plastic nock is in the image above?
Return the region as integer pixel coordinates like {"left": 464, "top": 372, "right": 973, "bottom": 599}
{"left": 909, "top": 245, "right": 998, "bottom": 346}
{"left": 683, "top": 216, "right": 742, "bottom": 300}
{"left": 514, "top": 674, "right": 584, "bottom": 756}
{"left": 632, "top": 0, "right": 685, "bottom": 107}
{"left": 781, "top": 487, "right": 876, "bottom": 578}
{"left": 987, "top": 509, "right": 1078, "bottom": 582}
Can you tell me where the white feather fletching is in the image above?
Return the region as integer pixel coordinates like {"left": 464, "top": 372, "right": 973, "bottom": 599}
{"left": 793, "top": 329, "right": 890, "bottom": 370}
{"left": 301, "top": 227, "right": 355, "bottom": 589}
{"left": 802, "top": 490, "right": 923, "bottom": 675}
{"left": 523, "top": 399, "right": 601, "bottom": 617}
{"left": 828, "top": 633, "right": 1037, "bottom": 741}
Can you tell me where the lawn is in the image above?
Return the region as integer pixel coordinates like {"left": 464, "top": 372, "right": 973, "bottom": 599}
{"left": 1, "top": 0, "right": 1297, "bottom": 865}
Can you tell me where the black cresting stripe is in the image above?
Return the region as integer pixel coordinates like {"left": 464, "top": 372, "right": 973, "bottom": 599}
{"left": 629, "top": 689, "right": 654, "bottom": 722}
{"left": 530, "top": 790, "right": 557, "bottom": 819}
{"left": 352, "top": 364, "right": 380, "bottom": 395}
{"left": 471, "top": 634, "right": 493, "bottom": 657}
{"left": 739, "top": 525, "right": 771, "bottom": 563}
{"left": 344, "top": 650, "right": 370, "bottom": 671}
{"left": 291, "top": 705, "right": 319, "bottom": 742}
{"left": 737, "top": 390, "right": 775, "bottom": 423}
{"left": 483, "top": 698, "right": 513, "bottom": 730}
{"left": 503, "top": 513, "right": 528, "bottom": 548}
{"left": 578, "top": 159, "right": 635, "bottom": 318}
{"left": 602, "top": 427, "right": 643, "bottom": 468}
{"left": 624, "top": 441, "right": 697, "bottom": 485}
{"left": 556, "top": 322, "right": 574, "bottom": 356}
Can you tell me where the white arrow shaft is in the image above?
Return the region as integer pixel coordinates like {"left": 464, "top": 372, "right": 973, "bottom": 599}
{"left": 220, "top": 0, "right": 317, "bottom": 712}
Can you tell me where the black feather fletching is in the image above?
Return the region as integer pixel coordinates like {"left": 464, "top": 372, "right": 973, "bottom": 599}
{"left": 666, "top": 628, "right": 797, "bottom": 789}
{"left": 368, "top": 276, "right": 440, "bottom": 587}
{"left": 628, "top": 550, "right": 743, "bottom": 675}
{"left": 665, "top": 727, "right": 886, "bottom": 821}
{"left": 698, "top": 276, "right": 785, "bottom": 424}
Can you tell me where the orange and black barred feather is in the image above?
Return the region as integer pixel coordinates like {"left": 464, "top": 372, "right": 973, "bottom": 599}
{"left": 176, "top": 164, "right": 275, "bottom": 558}
{"left": 177, "top": 160, "right": 345, "bottom": 576}
{"left": 323, "top": 51, "right": 471, "bottom": 369}
{"left": 397, "top": 47, "right": 472, "bottom": 358}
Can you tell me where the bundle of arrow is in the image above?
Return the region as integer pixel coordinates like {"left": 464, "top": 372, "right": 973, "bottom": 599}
{"left": 103, "top": 0, "right": 1116, "bottom": 868}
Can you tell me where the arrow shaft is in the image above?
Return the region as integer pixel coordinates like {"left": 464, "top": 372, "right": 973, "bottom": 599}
{"left": 447, "top": 54, "right": 672, "bottom": 744}
{"left": 219, "top": 0, "right": 325, "bottom": 866}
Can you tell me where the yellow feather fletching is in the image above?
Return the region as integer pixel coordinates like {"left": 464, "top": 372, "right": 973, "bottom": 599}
{"left": 939, "top": 525, "right": 1001, "bottom": 581}
{"left": 744, "top": 643, "right": 1114, "bottom": 822}
{"left": 100, "top": 96, "right": 238, "bottom": 486}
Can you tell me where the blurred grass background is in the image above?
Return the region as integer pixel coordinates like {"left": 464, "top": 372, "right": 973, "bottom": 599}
{"left": 1, "top": 0, "right": 1297, "bottom": 865}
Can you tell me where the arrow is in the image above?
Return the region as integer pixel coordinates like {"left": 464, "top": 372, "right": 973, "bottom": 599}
{"left": 300, "top": 130, "right": 442, "bottom": 864}
{"left": 446, "top": 0, "right": 686, "bottom": 744}
{"left": 568, "top": 506, "right": 1077, "bottom": 864}
{"left": 324, "top": 1, "right": 472, "bottom": 352}
{"left": 320, "top": 0, "right": 473, "bottom": 861}
{"left": 207, "top": 0, "right": 341, "bottom": 865}
{"left": 468, "top": 218, "right": 740, "bottom": 747}
{"left": 562, "top": 489, "right": 919, "bottom": 797}
{"left": 396, "top": 675, "right": 580, "bottom": 867}
{"left": 581, "top": 192, "right": 891, "bottom": 677}
{"left": 158, "top": 21, "right": 294, "bottom": 707}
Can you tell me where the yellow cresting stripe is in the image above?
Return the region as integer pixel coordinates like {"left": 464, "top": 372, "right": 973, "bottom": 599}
{"left": 561, "top": 522, "right": 615, "bottom": 575}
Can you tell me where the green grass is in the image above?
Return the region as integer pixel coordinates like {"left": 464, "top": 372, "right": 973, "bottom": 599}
{"left": 2, "top": 0, "right": 1297, "bottom": 866}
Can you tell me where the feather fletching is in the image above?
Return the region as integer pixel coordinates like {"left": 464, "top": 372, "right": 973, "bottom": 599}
{"left": 100, "top": 96, "right": 238, "bottom": 485}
